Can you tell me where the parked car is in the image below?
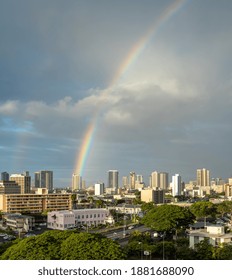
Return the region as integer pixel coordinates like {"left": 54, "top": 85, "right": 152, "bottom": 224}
{"left": 128, "top": 226, "right": 134, "bottom": 230}
{"left": 3, "top": 235, "right": 16, "bottom": 241}
{"left": 24, "top": 233, "right": 36, "bottom": 237}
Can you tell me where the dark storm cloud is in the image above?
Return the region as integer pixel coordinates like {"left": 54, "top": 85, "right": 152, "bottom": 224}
{"left": 1, "top": 0, "right": 232, "bottom": 186}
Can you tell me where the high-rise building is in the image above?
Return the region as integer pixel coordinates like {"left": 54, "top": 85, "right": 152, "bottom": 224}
{"left": 1, "top": 172, "right": 9, "bottom": 181}
{"left": 108, "top": 170, "right": 118, "bottom": 193}
{"left": 171, "top": 174, "right": 182, "bottom": 197}
{"left": 150, "top": 171, "right": 159, "bottom": 188}
{"left": 135, "top": 174, "right": 144, "bottom": 189}
{"left": 129, "top": 172, "right": 136, "bottom": 189}
{"left": 159, "top": 172, "right": 169, "bottom": 190}
{"left": 197, "top": 168, "right": 210, "bottom": 186}
{"left": 34, "top": 171, "right": 53, "bottom": 193}
{"left": 122, "top": 176, "right": 129, "bottom": 188}
{"left": 228, "top": 178, "right": 232, "bottom": 185}
{"left": 150, "top": 171, "right": 169, "bottom": 190}
{"left": 0, "top": 180, "right": 21, "bottom": 194}
{"left": 72, "top": 173, "right": 82, "bottom": 191}
{"left": 136, "top": 174, "right": 143, "bottom": 183}
{"left": 95, "top": 182, "right": 105, "bottom": 195}
{"left": 10, "top": 172, "right": 31, "bottom": 194}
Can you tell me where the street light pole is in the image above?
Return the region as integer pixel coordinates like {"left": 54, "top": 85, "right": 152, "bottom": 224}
{"left": 162, "top": 232, "right": 165, "bottom": 260}
{"left": 123, "top": 215, "right": 126, "bottom": 236}
{"left": 138, "top": 242, "right": 143, "bottom": 260}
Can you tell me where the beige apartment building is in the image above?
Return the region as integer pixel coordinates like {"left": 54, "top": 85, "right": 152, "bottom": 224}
{"left": 0, "top": 193, "right": 72, "bottom": 213}
{"left": 196, "top": 168, "right": 210, "bottom": 187}
{"left": 10, "top": 172, "right": 31, "bottom": 194}
{"left": 141, "top": 188, "right": 164, "bottom": 204}
{"left": 225, "top": 184, "right": 232, "bottom": 198}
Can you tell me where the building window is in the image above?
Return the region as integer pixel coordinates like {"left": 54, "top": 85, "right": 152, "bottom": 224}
{"left": 194, "top": 236, "right": 199, "bottom": 244}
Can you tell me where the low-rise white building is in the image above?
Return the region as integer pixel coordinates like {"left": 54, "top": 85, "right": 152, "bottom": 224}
{"left": 108, "top": 204, "right": 142, "bottom": 215}
{"left": 189, "top": 225, "right": 232, "bottom": 249}
{"left": 47, "top": 208, "right": 113, "bottom": 230}
{"left": 2, "top": 213, "right": 35, "bottom": 232}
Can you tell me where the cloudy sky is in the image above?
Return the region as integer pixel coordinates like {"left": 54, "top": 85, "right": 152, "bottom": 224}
{"left": 1, "top": 0, "right": 232, "bottom": 187}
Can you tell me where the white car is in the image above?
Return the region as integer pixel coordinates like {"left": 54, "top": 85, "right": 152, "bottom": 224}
{"left": 25, "top": 233, "right": 36, "bottom": 237}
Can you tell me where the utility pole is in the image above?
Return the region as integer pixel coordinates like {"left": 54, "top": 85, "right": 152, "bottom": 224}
{"left": 138, "top": 242, "right": 143, "bottom": 260}
{"left": 123, "top": 215, "right": 126, "bottom": 236}
{"left": 162, "top": 232, "right": 165, "bottom": 260}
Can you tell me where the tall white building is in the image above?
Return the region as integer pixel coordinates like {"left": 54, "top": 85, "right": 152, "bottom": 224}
{"left": 95, "top": 183, "right": 105, "bottom": 195}
{"left": 72, "top": 173, "right": 82, "bottom": 191}
{"left": 34, "top": 170, "right": 53, "bottom": 193}
{"left": 108, "top": 170, "right": 118, "bottom": 193}
{"left": 171, "top": 174, "right": 182, "bottom": 197}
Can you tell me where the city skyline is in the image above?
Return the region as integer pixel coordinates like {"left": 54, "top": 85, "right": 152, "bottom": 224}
{"left": 0, "top": 167, "right": 230, "bottom": 189}
{"left": 1, "top": 0, "right": 232, "bottom": 187}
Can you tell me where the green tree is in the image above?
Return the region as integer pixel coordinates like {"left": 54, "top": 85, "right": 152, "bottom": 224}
{"left": 141, "top": 204, "right": 194, "bottom": 232}
{"left": 189, "top": 201, "right": 217, "bottom": 219}
{"left": 61, "top": 232, "right": 125, "bottom": 259}
{"left": 140, "top": 202, "right": 156, "bottom": 213}
{"left": 128, "top": 230, "right": 152, "bottom": 243}
{"left": 215, "top": 243, "right": 232, "bottom": 260}
{"left": 216, "top": 201, "right": 232, "bottom": 221}
{"left": 71, "top": 194, "right": 77, "bottom": 208}
{"left": 175, "top": 238, "right": 197, "bottom": 260}
{"left": 95, "top": 199, "right": 105, "bottom": 208}
{"left": 216, "top": 202, "right": 228, "bottom": 218}
{"left": 194, "top": 239, "right": 214, "bottom": 260}
{"left": 0, "top": 230, "right": 125, "bottom": 260}
{"left": 152, "top": 241, "right": 176, "bottom": 260}
{"left": 0, "top": 239, "right": 20, "bottom": 256}
{"left": 129, "top": 230, "right": 143, "bottom": 240}
{"left": 0, "top": 230, "right": 73, "bottom": 260}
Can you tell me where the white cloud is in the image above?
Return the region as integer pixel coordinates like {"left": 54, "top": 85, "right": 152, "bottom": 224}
{"left": 0, "top": 100, "right": 19, "bottom": 115}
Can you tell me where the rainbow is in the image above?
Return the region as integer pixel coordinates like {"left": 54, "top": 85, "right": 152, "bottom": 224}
{"left": 74, "top": 0, "right": 188, "bottom": 177}
{"left": 75, "top": 120, "right": 96, "bottom": 176}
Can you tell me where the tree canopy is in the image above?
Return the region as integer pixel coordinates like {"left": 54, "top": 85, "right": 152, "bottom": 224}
{"left": 0, "top": 230, "right": 125, "bottom": 260}
{"left": 141, "top": 204, "right": 195, "bottom": 232}
{"left": 216, "top": 201, "right": 232, "bottom": 217}
{"left": 189, "top": 201, "right": 217, "bottom": 219}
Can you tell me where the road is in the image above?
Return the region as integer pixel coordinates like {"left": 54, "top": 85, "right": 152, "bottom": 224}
{"left": 100, "top": 225, "right": 152, "bottom": 246}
